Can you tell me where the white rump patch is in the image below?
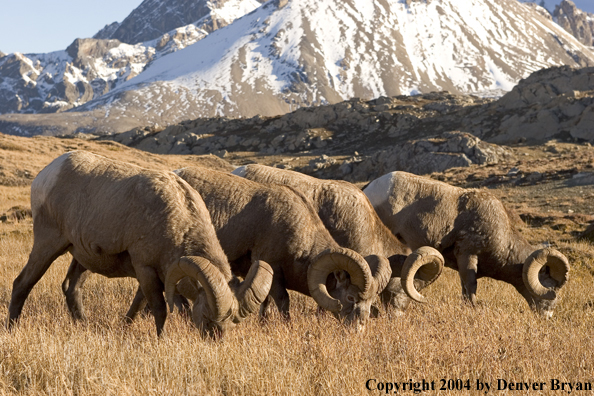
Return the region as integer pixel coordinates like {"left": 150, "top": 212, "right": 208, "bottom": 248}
{"left": 231, "top": 166, "right": 247, "bottom": 178}
{"left": 31, "top": 152, "right": 71, "bottom": 213}
{"left": 363, "top": 172, "right": 396, "bottom": 209}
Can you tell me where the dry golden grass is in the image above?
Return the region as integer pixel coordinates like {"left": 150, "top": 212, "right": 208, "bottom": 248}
{"left": 1, "top": 217, "right": 594, "bottom": 395}
{"left": 1, "top": 133, "right": 594, "bottom": 395}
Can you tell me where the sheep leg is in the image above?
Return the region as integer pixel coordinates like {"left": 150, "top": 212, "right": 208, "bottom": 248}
{"left": 125, "top": 285, "right": 190, "bottom": 322}
{"left": 124, "top": 286, "right": 148, "bottom": 322}
{"left": 7, "top": 227, "right": 70, "bottom": 328}
{"left": 259, "top": 282, "right": 291, "bottom": 321}
{"left": 62, "top": 258, "right": 90, "bottom": 321}
{"left": 135, "top": 267, "right": 167, "bottom": 336}
{"left": 457, "top": 254, "right": 478, "bottom": 306}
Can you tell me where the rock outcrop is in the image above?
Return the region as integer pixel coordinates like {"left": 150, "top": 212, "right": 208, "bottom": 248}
{"left": 554, "top": 0, "right": 594, "bottom": 46}
{"left": 487, "top": 66, "right": 594, "bottom": 143}
{"left": 340, "top": 132, "right": 512, "bottom": 182}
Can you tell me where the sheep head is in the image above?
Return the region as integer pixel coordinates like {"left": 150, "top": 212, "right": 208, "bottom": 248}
{"left": 522, "top": 248, "right": 570, "bottom": 318}
{"left": 307, "top": 248, "right": 391, "bottom": 329}
{"left": 165, "top": 257, "right": 273, "bottom": 338}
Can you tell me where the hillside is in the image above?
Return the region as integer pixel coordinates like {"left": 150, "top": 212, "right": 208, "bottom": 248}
{"left": 1, "top": 126, "right": 592, "bottom": 244}
{"left": 57, "top": 66, "right": 590, "bottom": 185}
{"left": 1, "top": 0, "right": 594, "bottom": 136}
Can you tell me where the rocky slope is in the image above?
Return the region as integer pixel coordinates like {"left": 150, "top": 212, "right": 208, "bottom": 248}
{"left": 1, "top": 0, "right": 594, "bottom": 137}
{"left": 553, "top": 0, "right": 594, "bottom": 46}
{"left": 67, "top": 66, "right": 589, "bottom": 182}
{"left": 96, "top": 0, "right": 267, "bottom": 45}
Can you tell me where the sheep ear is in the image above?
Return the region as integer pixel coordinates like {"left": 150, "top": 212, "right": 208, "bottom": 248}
{"left": 175, "top": 278, "right": 200, "bottom": 303}
{"left": 333, "top": 270, "right": 348, "bottom": 284}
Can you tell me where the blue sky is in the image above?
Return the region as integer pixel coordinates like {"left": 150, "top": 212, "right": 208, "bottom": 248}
{"left": 0, "top": 0, "right": 142, "bottom": 54}
{"left": 1, "top": 0, "right": 594, "bottom": 55}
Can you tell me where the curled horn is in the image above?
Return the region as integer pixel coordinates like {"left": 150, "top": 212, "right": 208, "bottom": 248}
{"left": 401, "top": 246, "right": 444, "bottom": 303}
{"left": 363, "top": 255, "right": 392, "bottom": 298}
{"left": 235, "top": 260, "right": 274, "bottom": 321}
{"left": 307, "top": 248, "right": 372, "bottom": 312}
{"left": 523, "top": 248, "right": 570, "bottom": 300}
{"left": 165, "top": 256, "right": 235, "bottom": 323}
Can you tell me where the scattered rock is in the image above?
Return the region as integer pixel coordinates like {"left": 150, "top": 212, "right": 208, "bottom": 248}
{"left": 0, "top": 206, "right": 32, "bottom": 223}
{"left": 566, "top": 172, "right": 594, "bottom": 186}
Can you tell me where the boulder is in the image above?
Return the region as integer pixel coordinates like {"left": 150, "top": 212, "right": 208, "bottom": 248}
{"left": 346, "top": 131, "right": 512, "bottom": 181}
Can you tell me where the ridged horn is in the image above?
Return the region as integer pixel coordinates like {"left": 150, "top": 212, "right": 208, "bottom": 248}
{"left": 308, "top": 248, "right": 372, "bottom": 312}
{"left": 165, "top": 256, "right": 234, "bottom": 323}
{"left": 235, "top": 260, "right": 274, "bottom": 320}
{"left": 523, "top": 248, "right": 570, "bottom": 300}
{"left": 364, "top": 255, "right": 392, "bottom": 298}
{"left": 401, "top": 246, "right": 444, "bottom": 303}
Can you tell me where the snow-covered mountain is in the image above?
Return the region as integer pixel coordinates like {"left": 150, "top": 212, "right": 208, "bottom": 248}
{"left": 1, "top": 0, "right": 594, "bottom": 136}
{"left": 77, "top": 0, "right": 594, "bottom": 119}
{"left": 0, "top": 0, "right": 262, "bottom": 114}
{"left": 96, "top": 0, "right": 267, "bottom": 44}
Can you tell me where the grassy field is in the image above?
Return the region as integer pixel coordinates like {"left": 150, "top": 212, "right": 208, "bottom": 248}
{"left": 1, "top": 135, "right": 594, "bottom": 395}
{"left": 1, "top": 190, "right": 594, "bottom": 395}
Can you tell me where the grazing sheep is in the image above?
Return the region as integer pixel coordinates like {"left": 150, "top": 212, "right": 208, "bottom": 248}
{"left": 7, "top": 151, "right": 272, "bottom": 337}
{"left": 172, "top": 167, "right": 406, "bottom": 327}
{"left": 112, "top": 167, "right": 440, "bottom": 327}
{"left": 232, "top": 164, "right": 444, "bottom": 311}
{"left": 363, "top": 171, "right": 570, "bottom": 317}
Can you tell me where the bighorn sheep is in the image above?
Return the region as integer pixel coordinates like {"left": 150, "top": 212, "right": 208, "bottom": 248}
{"left": 363, "top": 171, "right": 570, "bottom": 317}
{"left": 112, "top": 166, "right": 442, "bottom": 327}
{"left": 232, "top": 164, "right": 444, "bottom": 311}
{"left": 7, "top": 151, "right": 272, "bottom": 337}
{"left": 164, "top": 167, "right": 401, "bottom": 327}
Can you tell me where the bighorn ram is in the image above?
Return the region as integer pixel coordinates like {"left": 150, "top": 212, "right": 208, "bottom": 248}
{"left": 161, "top": 167, "right": 400, "bottom": 327}
{"left": 232, "top": 164, "right": 444, "bottom": 311}
{"left": 116, "top": 166, "right": 443, "bottom": 327}
{"left": 7, "top": 151, "right": 272, "bottom": 337}
{"left": 363, "top": 171, "right": 570, "bottom": 317}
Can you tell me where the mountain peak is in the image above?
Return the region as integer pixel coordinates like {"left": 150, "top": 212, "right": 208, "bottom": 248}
{"left": 103, "top": 0, "right": 268, "bottom": 44}
{"left": 94, "top": 0, "right": 594, "bottom": 120}
{"left": 554, "top": 0, "right": 594, "bottom": 46}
